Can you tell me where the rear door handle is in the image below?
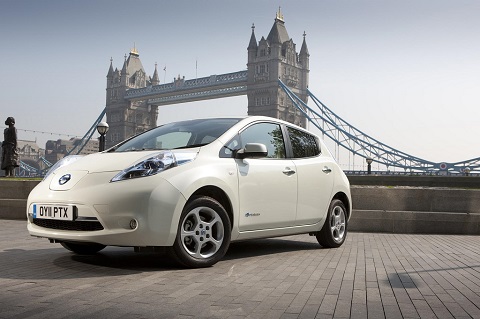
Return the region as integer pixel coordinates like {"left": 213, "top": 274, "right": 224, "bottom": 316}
{"left": 283, "top": 167, "right": 296, "bottom": 176}
{"left": 322, "top": 166, "right": 332, "bottom": 174}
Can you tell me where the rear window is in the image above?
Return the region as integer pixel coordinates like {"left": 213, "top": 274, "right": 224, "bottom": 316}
{"left": 287, "top": 127, "right": 320, "bottom": 158}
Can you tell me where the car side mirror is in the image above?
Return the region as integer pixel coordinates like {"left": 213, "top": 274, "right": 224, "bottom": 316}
{"left": 235, "top": 143, "right": 268, "bottom": 159}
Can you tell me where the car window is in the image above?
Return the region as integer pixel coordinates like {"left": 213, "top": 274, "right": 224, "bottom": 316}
{"left": 113, "top": 118, "right": 240, "bottom": 152}
{"left": 287, "top": 127, "right": 320, "bottom": 158}
{"left": 149, "top": 132, "right": 192, "bottom": 150}
{"left": 240, "top": 123, "right": 286, "bottom": 159}
{"left": 220, "top": 135, "right": 240, "bottom": 158}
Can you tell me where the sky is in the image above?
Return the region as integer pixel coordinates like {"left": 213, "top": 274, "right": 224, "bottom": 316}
{"left": 1, "top": 0, "right": 479, "bottom": 167}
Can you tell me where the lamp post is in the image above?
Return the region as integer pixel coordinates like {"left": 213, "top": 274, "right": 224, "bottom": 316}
{"left": 96, "top": 121, "right": 109, "bottom": 152}
{"left": 366, "top": 157, "right": 373, "bottom": 175}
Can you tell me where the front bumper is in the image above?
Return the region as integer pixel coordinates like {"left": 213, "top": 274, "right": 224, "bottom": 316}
{"left": 27, "top": 171, "right": 186, "bottom": 247}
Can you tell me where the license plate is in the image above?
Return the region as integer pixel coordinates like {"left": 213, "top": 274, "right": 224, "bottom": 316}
{"left": 33, "top": 204, "right": 75, "bottom": 221}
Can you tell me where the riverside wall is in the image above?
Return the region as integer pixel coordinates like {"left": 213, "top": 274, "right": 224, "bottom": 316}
{"left": 2, "top": 177, "right": 480, "bottom": 234}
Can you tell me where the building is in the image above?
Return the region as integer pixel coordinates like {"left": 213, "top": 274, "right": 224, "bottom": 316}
{"left": 45, "top": 138, "right": 99, "bottom": 165}
{"left": 17, "top": 140, "right": 46, "bottom": 175}
{"left": 104, "top": 9, "right": 309, "bottom": 147}
{"left": 247, "top": 8, "right": 309, "bottom": 127}
{"left": 18, "top": 140, "right": 44, "bottom": 162}
{"left": 105, "top": 46, "right": 159, "bottom": 149}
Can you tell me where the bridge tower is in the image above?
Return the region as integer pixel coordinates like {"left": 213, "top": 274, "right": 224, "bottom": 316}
{"left": 105, "top": 46, "right": 159, "bottom": 148}
{"left": 247, "top": 8, "right": 310, "bottom": 128}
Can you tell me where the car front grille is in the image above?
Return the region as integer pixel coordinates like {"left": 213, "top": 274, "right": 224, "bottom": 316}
{"left": 33, "top": 219, "right": 104, "bottom": 231}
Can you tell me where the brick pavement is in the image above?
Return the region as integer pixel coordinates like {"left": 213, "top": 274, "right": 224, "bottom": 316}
{"left": 1, "top": 219, "right": 480, "bottom": 319}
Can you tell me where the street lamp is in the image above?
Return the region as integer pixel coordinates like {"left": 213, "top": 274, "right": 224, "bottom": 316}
{"left": 366, "top": 157, "right": 373, "bottom": 175}
{"left": 96, "top": 121, "right": 109, "bottom": 152}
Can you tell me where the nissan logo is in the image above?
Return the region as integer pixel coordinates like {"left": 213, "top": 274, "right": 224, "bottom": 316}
{"left": 59, "top": 174, "right": 71, "bottom": 185}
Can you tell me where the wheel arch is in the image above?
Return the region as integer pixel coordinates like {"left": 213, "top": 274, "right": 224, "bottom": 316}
{"left": 188, "top": 186, "right": 234, "bottom": 230}
{"left": 332, "top": 191, "right": 351, "bottom": 220}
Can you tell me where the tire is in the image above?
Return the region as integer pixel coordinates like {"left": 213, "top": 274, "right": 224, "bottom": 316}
{"left": 60, "top": 242, "right": 106, "bottom": 255}
{"left": 316, "top": 199, "right": 347, "bottom": 248}
{"left": 168, "top": 196, "right": 231, "bottom": 268}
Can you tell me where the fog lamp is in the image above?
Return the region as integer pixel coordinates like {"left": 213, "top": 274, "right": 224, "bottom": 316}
{"left": 129, "top": 219, "right": 138, "bottom": 230}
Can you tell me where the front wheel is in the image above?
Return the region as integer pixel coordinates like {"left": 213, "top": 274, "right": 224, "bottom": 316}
{"left": 60, "top": 242, "right": 106, "bottom": 255}
{"left": 316, "top": 199, "right": 348, "bottom": 248}
{"left": 168, "top": 196, "right": 231, "bottom": 268}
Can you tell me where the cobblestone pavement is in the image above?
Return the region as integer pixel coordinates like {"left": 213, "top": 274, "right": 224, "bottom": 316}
{"left": 1, "top": 220, "right": 480, "bottom": 319}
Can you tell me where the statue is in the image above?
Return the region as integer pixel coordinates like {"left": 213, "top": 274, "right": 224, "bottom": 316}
{"left": 1, "top": 117, "right": 19, "bottom": 177}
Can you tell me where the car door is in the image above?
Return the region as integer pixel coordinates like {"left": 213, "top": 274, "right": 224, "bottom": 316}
{"left": 235, "top": 122, "right": 297, "bottom": 232}
{"left": 285, "top": 126, "right": 334, "bottom": 226}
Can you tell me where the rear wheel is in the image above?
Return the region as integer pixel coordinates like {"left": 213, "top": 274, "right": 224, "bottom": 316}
{"left": 60, "top": 242, "right": 106, "bottom": 255}
{"left": 316, "top": 199, "right": 347, "bottom": 248}
{"left": 168, "top": 196, "right": 231, "bottom": 268}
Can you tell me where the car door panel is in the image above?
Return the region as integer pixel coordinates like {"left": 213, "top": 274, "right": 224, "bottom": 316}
{"left": 232, "top": 121, "right": 298, "bottom": 232}
{"left": 294, "top": 156, "right": 334, "bottom": 225}
{"left": 237, "top": 158, "right": 297, "bottom": 231}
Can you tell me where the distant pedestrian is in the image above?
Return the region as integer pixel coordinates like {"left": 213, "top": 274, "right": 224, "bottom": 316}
{"left": 1, "top": 117, "right": 19, "bottom": 177}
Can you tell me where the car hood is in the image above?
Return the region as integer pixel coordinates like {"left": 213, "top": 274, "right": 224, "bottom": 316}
{"left": 52, "top": 150, "right": 199, "bottom": 174}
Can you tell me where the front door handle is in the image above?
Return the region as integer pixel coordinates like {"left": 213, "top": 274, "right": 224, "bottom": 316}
{"left": 283, "top": 167, "right": 296, "bottom": 176}
{"left": 322, "top": 166, "right": 332, "bottom": 174}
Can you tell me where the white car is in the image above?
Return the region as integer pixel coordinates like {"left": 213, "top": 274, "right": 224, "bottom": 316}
{"left": 27, "top": 116, "right": 352, "bottom": 268}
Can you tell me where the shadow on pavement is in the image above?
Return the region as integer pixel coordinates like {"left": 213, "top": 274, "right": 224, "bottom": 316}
{"left": 0, "top": 237, "right": 321, "bottom": 280}
{"left": 225, "top": 237, "right": 321, "bottom": 260}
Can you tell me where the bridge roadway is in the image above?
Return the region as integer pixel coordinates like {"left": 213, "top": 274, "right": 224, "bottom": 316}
{"left": 2, "top": 219, "right": 480, "bottom": 318}
{"left": 125, "top": 70, "right": 248, "bottom": 105}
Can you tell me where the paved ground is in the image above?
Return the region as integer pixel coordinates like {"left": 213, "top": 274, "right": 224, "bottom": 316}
{"left": 1, "top": 220, "right": 480, "bottom": 319}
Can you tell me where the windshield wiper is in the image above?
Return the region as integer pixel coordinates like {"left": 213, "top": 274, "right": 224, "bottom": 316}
{"left": 173, "top": 143, "right": 207, "bottom": 149}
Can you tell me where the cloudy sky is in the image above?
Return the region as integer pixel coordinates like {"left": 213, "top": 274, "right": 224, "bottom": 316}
{"left": 1, "top": 0, "right": 479, "bottom": 166}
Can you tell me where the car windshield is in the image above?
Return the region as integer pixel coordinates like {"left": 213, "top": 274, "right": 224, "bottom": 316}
{"left": 112, "top": 118, "right": 241, "bottom": 152}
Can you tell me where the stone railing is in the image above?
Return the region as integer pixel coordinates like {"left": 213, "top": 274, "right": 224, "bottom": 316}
{"left": 0, "top": 179, "right": 39, "bottom": 220}
{"left": 2, "top": 178, "right": 480, "bottom": 235}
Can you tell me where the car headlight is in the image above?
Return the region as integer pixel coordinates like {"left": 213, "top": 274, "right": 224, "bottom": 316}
{"left": 43, "top": 155, "right": 84, "bottom": 181}
{"left": 111, "top": 151, "right": 196, "bottom": 182}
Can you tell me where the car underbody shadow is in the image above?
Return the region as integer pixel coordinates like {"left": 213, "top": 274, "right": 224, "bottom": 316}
{"left": 223, "top": 237, "right": 321, "bottom": 261}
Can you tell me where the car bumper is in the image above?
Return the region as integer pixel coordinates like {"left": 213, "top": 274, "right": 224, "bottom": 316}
{"left": 27, "top": 172, "right": 186, "bottom": 247}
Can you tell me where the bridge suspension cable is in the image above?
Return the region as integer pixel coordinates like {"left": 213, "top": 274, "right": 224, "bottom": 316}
{"left": 278, "top": 79, "right": 480, "bottom": 174}
{"left": 16, "top": 128, "right": 82, "bottom": 139}
{"left": 66, "top": 107, "right": 106, "bottom": 156}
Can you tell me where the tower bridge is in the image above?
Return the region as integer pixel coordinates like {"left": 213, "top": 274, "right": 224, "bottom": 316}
{"left": 105, "top": 8, "right": 309, "bottom": 149}
{"left": 99, "top": 8, "right": 480, "bottom": 175}
{"left": 16, "top": 9, "right": 476, "bottom": 177}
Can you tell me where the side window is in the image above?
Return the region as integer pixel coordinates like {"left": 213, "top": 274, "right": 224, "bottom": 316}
{"left": 219, "top": 135, "right": 240, "bottom": 158}
{"left": 287, "top": 127, "right": 320, "bottom": 158}
{"left": 240, "top": 123, "right": 286, "bottom": 159}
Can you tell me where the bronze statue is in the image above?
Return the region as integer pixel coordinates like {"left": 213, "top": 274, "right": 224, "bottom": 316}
{"left": 1, "top": 117, "right": 19, "bottom": 177}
